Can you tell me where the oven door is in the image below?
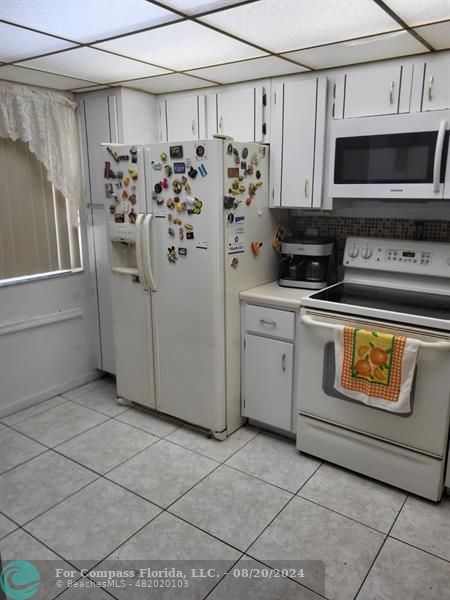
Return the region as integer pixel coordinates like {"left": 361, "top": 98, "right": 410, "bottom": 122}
{"left": 329, "top": 111, "right": 450, "bottom": 199}
{"left": 297, "top": 309, "right": 450, "bottom": 458}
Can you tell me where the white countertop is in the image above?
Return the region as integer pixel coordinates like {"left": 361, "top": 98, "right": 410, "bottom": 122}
{"left": 240, "top": 281, "right": 313, "bottom": 310}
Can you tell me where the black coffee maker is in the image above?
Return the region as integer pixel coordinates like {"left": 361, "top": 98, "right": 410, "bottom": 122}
{"left": 278, "top": 236, "right": 336, "bottom": 289}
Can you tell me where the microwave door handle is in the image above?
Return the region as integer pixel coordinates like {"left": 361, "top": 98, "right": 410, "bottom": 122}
{"left": 300, "top": 314, "right": 450, "bottom": 351}
{"left": 135, "top": 213, "right": 149, "bottom": 290}
{"left": 433, "top": 119, "right": 447, "bottom": 193}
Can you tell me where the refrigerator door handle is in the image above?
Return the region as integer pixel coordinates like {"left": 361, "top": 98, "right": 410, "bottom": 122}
{"left": 136, "top": 213, "right": 149, "bottom": 290}
{"left": 143, "top": 213, "right": 157, "bottom": 291}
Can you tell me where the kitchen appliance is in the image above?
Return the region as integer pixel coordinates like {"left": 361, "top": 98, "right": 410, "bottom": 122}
{"left": 297, "top": 237, "right": 450, "bottom": 501}
{"left": 330, "top": 110, "right": 450, "bottom": 199}
{"left": 278, "top": 236, "right": 336, "bottom": 289}
{"left": 103, "top": 140, "right": 277, "bottom": 438}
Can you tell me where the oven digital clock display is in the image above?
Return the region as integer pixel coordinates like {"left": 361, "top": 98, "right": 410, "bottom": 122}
{"left": 402, "top": 251, "right": 415, "bottom": 257}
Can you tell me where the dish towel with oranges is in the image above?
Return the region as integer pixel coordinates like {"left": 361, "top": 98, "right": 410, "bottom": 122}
{"left": 334, "top": 326, "right": 420, "bottom": 413}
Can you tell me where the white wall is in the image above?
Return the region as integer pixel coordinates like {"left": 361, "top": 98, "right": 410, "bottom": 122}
{"left": 0, "top": 270, "right": 99, "bottom": 418}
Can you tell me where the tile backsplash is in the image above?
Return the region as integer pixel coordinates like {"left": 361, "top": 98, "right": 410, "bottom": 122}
{"left": 289, "top": 215, "right": 450, "bottom": 263}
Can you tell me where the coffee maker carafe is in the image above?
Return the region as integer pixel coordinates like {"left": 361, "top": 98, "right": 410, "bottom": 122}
{"left": 278, "top": 236, "right": 336, "bottom": 289}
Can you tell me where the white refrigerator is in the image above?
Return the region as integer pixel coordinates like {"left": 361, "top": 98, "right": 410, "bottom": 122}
{"left": 103, "top": 139, "right": 278, "bottom": 438}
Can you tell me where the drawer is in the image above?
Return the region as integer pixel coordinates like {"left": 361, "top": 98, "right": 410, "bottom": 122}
{"left": 245, "top": 304, "right": 295, "bottom": 340}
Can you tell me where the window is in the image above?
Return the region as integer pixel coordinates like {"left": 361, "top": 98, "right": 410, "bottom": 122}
{"left": 0, "top": 137, "right": 81, "bottom": 282}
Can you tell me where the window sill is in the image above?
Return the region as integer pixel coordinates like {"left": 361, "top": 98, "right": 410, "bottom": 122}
{"left": 0, "top": 268, "right": 85, "bottom": 288}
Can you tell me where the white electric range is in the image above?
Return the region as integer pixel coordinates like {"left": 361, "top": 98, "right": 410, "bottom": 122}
{"left": 297, "top": 237, "right": 450, "bottom": 501}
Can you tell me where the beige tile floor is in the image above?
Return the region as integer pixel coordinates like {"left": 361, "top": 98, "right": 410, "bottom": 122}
{"left": 0, "top": 377, "right": 449, "bottom": 600}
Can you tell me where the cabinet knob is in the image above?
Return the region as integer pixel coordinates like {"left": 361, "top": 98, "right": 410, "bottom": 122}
{"left": 282, "top": 353, "right": 287, "bottom": 372}
{"left": 219, "top": 116, "right": 223, "bottom": 133}
{"left": 192, "top": 119, "right": 196, "bottom": 135}
{"left": 304, "top": 178, "right": 309, "bottom": 198}
{"left": 428, "top": 76, "right": 434, "bottom": 101}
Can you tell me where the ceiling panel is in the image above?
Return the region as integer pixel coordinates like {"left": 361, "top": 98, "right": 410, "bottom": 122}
{"left": 0, "top": 65, "right": 96, "bottom": 90}
{"left": 186, "top": 56, "right": 308, "bottom": 84}
{"left": 384, "top": 0, "right": 450, "bottom": 27}
{"left": 0, "top": 0, "right": 179, "bottom": 43}
{"left": 20, "top": 47, "right": 170, "bottom": 83}
{"left": 96, "top": 20, "right": 266, "bottom": 70}
{"left": 282, "top": 30, "right": 428, "bottom": 69}
{"left": 156, "top": 0, "right": 246, "bottom": 15}
{"left": 119, "top": 73, "right": 216, "bottom": 94}
{"left": 200, "top": 0, "right": 399, "bottom": 53}
{"left": 0, "top": 22, "right": 75, "bottom": 62}
{"left": 414, "top": 21, "right": 450, "bottom": 50}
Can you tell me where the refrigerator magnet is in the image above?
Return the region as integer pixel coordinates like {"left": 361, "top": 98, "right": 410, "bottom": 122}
{"left": 186, "top": 231, "right": 194, "bottom": 240}
{"left": 174, "top": 162, "right": 185, "bottom": 174}
{"left": 115, "top": 213, "right": 125, "bottom": 223}
{"left": 178, "top": 247, "right": 187, "bottom": 256}
{"left": 128, "top": 209, "right": 137, "bottom": 224}
{"left": 195, "top": 144, "right": 206, "bottom": 159}
{"left": 242, "top": 147, "right": 249, "bottom": 159}
{"left": 170, "top": 145, "right": 183, "bottom": 159}
{"left": 160, "top": 152, "right": 168, "bottom": 162}
{"left": 198, "top": 164, "right": 207, "bottom": 177}
{"left": 196, "top": 240, "right": 208, "bottom": 249}
{"left": 173, "top": 179, "right": 182, "bottom": 193}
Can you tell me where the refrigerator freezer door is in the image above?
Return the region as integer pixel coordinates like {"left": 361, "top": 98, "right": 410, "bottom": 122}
{"left": 110, "top": 270, "right": 156, "bottom": 408}
{"left": 145, "top": 140, "right": 226, "bottom": 432}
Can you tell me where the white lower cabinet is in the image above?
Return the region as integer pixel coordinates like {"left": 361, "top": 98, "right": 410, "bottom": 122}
{"left": 242, "top": 304, "right": 295, "bottom": 432}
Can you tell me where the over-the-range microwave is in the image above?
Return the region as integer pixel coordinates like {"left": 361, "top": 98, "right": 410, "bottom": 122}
{"left": 330, "top": 110, "right": 450, "bottom": 200}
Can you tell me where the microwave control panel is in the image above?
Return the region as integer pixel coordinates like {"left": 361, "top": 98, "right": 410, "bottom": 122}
{"left": 344, "top": 237, "right": 450, "bottom": 277}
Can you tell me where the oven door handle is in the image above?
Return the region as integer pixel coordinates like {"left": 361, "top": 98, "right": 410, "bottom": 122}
{"left": 300, "top": 315, "right": 450, "bottom": 351}
{"left": 433, "top": 119, "right": 447, "bottom": 193}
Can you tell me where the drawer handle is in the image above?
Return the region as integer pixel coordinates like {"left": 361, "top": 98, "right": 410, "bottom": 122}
{"left": 260, "top": 318, "right": 276, "bottom": 327}
{"left": 282, "top": 353, "right": 287, "bottom": 371}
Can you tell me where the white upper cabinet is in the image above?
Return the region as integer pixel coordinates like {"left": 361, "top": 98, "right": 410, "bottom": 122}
{"left": 216, "top": 86, "right": 266, "bottom": 142}
{"left": 159, "top": 94, "right": 206, "bottom": 141}
{"left": 270, "top": 77, "right": 327, "bottom": 209}
{"left": 421, "top": 54, "right": 450, "bottom": 111}
{"left": 343, "top": 62, "right": 412, "bottom": 118}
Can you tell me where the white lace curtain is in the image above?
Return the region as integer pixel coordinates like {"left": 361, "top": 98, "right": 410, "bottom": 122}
{"left": 0, "top": 81, "right": 81, "bottom": 225}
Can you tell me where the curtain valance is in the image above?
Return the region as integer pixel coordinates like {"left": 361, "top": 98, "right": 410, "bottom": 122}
{"left": 0, "top": 81, "right": 81, "bottom": 224}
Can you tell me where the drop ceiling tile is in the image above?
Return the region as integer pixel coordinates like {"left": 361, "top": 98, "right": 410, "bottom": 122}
{"left": 0, "top": 65, "right": 96, "bottom": 90}
{"left": 120, "top": 73, "right": 216, "bottom": 94}
{"left": 158, "top": 0, "right": 245, "bottom": 15}
{"left": 95, "top": 20, "right": 265, "bottom": 71}
{"left": 384, "top": 0, "right": 450, "bottom": 27}
{"left": 282, "top": 30, "right": 428, "bottom": 69}
{"left": 0, "top": 22, "right": 75, "bottom": 62}
{"left": 414, "top": 21, "right": 450, "bottom": 50}
{"left": 186, "top": 56, "right": 308, "bottom": 84}
{"left": 20, "top": 47, "right": 170, "bottom": 84}
{"left": 200, "top": 0, "right": 399, "bottom": 53}
{"left": 0, "top": 0, "right": 179, "bottom": 43}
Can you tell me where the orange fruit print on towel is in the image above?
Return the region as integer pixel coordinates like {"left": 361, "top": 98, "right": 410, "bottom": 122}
{"left": 370, "top": 347, "right": 389, "bottom": 366}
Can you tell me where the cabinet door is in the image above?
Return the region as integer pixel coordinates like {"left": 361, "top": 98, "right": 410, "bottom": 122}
{"left": 281, "top": 78, "right": 317, "bottom": 208}
{"left": 422, "top": 55, "right": 450, "bottom": 111}
{"left": 243, "top": 334, "right": 293, "bottom": 431}
{"left": 217, "top": 88, "right": 258, "bottom": 141}
{"left": 81, "top": 94, "right": 119, "bottom": 374}
{"left": 344, "top": 63, "right": 402, "bottom": 118}
{"left": 165, "top": 95, "right": 200, "bottom": 141}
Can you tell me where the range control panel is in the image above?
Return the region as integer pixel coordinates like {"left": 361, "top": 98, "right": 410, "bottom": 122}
{"left": 344, "top": 237, "right": 450, "bottom": 278}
